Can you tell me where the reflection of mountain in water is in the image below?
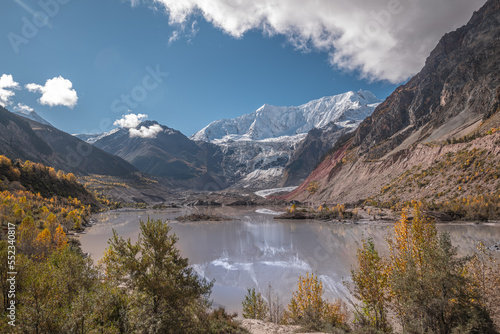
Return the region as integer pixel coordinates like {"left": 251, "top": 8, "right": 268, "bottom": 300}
{"left": 180, "top": 218, "right": 500, "bottom": 308}
{"left": 80, "top": 208, "right": 500, "bottom": 313}
{"left": 184, "top": 218, "right": 386, "bottom": 304}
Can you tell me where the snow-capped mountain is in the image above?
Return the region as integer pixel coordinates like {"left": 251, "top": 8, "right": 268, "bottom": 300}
{"left": 192, "top": 90, "right": 381, "bottom": 143}
{"left": 192, "top": 90, "right": 381, "bottom": 188}
{"left": 74, "top": 129, "right": 119, "bottom": 144}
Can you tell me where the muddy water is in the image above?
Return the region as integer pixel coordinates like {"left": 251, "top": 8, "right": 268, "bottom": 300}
{"left": 79, "top": 207, "right": 500, "bottom": 314}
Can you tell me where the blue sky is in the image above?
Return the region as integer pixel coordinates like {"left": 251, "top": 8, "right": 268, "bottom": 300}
{"left": 0, "top": 0, "right": 485, "bottom": 136}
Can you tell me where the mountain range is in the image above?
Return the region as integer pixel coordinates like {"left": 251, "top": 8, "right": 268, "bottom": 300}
{"left": 75, "top": 90, "right": 381, "bottom": 189}
{"left": 191, "top": 90, "right": 381, "bottom": 188}
{"left": 89, "top": 121, "right": 228, "bottom": 190}
{"left": 191, "top": 90, "right": 380, "bottom": 143}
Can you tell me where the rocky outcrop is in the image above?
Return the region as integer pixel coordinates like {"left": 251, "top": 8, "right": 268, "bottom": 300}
{"left": 287, "top": 0, "right": 500, "bottom": 204}
{"left": 280, "top": 124, "right": 351, "bottom": 187}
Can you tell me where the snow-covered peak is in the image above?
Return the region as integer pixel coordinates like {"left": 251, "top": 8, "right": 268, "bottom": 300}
{"left": 191, "top": 90, "right": 381, "bottom": 143}
{"left": 11, "top": 109, "right": 52, "bottom": 126}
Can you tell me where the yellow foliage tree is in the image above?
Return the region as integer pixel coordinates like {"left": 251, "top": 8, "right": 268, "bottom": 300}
{"left": 283, "top": 273, "right": 348, "bottom": 329}
{"left": 351, "top": 238, "right": 391, "bottom": 332}
{"left": 18, "top": 215, "right": 36, "bottom": 256}
{"left": 53, "top": 225, "right": 68, "bottom": 250}
{"left": 34, "top": 228, "right": 52, "bottom": 260}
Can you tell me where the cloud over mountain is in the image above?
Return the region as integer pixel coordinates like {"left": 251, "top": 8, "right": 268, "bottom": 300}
{"left": 13, "top": 103, "right": 34, "bottom": 114}
{"left": 114, "top": 113, "right": 163, "bottom": 138}
{"left": 114, "top": 113, "right": 148, "bottom": 129}
{"left": 129, "top": 124, "right": 163, "bottom": 138}
{"left": 141, "top": 0, "right": 486, "bottom": 83}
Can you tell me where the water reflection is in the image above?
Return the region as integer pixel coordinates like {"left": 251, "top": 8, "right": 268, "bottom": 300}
{"left": 80, "top": 207, "right": 499, "bottom": 314}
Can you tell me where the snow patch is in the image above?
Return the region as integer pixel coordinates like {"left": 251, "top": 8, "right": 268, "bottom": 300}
{"left": 255, "top": 187, "right": 298, "bottom": 198}
{"left": 74, "top": 128, "right": 120, "bottom": 144}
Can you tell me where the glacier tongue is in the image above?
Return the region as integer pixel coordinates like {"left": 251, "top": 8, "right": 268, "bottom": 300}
{"left": 193, "top": 90, "right": 382, "bottom": 189}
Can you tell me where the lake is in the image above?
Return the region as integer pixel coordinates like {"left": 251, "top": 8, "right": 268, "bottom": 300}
{"left": 79, "top": 206, "right": 500, "bottom": 314}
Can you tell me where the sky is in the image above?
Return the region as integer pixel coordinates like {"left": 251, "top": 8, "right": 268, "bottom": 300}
{"left": 0, "top": 0, "right": 487, "bottom": 137}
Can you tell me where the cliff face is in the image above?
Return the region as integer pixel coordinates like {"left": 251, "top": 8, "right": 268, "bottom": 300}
{"left": 279, "top": 125, "right": 351, "bottom": 187}
{"left": 287, "top": 0, "right": 500, "bottom": 204}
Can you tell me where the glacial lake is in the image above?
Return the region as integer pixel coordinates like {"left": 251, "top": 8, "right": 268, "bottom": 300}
{"left": 80, "top": 207, "right": 500, "bottom": 314}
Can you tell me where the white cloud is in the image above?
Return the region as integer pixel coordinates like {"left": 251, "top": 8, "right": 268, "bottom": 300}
{"left": 144, "top": 0, "right": 486, "bottom": 83}
{"left": 26, "top": 76, "right": 78, "bottom": 108}
{"left": 0, "top": 74, "right": 20, "bottom": 107}
{"left": 114, "top": 113, "right": 148, "bottom": 128}
{"left": 13, "top": 103, "right": 34, "bottom": 114}
{"left": 168, "top": 20, "right": 199, "bottom": 45}
{"left": 168, "top": 30, "right": 180, "bottom": 45}
{"left": 129, "top": 124, "right": 163, "bottom": 138}
{"left": 114, "top": 113, "right": 163, "bottom": 138}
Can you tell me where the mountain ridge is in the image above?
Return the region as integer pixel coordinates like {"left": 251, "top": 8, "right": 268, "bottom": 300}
{"left": 12, "top": 108, "right": 52, "bottom": 126}
{"left": 75, "top": 90, "right": 381, "bottom": 189}
{"left": 0, "top": 106, "right": 137, "bottom": 177}
{"left": 192, "top": 90, "right": 381, "bottom": 143}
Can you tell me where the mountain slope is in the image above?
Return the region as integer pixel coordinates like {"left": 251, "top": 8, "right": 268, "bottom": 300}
{"left": 91, "top": 121, "right": 227, "bottom": 190}
{"left": 286, "top": 0, "right": 500, "bottom": 204}
{"left": 0, "top": 106, "right": 137, "bottom": 176}
{"left": 193, "top": 91, "right": 381, "bottom": 188}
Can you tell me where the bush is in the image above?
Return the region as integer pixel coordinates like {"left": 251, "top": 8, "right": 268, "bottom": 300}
{"left": 350, "top": 238, "right": 391, "bottom": 332}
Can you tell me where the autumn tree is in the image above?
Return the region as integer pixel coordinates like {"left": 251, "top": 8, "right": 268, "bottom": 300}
{"left": 466, "top": 242, "right": 500, "bottom": 327}
{"left": 350, "top": 238, "right": 391, "bottom": 332}
{"left": 352, "top": 203, "right": 496, "bottom": 333}
{"left": 283, "top": 273, "right": 349, "bottom": 331}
